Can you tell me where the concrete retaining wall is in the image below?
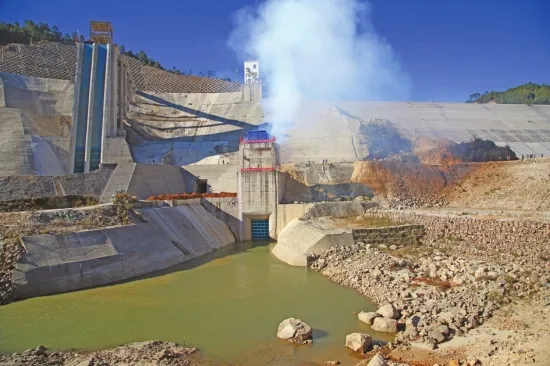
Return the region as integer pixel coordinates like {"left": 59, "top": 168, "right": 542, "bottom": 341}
{"left": 12, "top": 204, "right": 235, "bottom": 299}
{"left": 352, "top": 225, "right": 425, "bottom": 246}
{"left": 271, "top": 220, "right": 354, "bottom": 266}
{"left": 126, "top": 163, "right": 191, "bottom": 200}
{"left": 272, "top": 203, "right": 314, "bottom": 239}
{"left": 171, "top": 197, "right": 241, "bottom": 241}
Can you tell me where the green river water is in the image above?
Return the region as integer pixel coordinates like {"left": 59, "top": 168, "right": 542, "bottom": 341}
{"left": 0, "top": 241, "right": 390, "bottom": 365}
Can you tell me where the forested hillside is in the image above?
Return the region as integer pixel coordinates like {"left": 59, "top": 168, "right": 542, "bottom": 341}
{"left": 0, "top": 20, "right": 231, "bottom": 80}
{"left": 467, "top": 83, "right": 550, "bottom": 105}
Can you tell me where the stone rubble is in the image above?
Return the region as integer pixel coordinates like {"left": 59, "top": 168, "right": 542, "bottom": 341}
{"left": 0, "top": 341, "right": 199, "bottom": 366}
{"left": 307, "top": 234, "right": 550, "bottom": 350}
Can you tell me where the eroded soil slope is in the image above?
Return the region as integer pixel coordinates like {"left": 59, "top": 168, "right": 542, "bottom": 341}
{"left": 351, "top": 161, "right": 471, "bottom": 206}
{"left": 442, "top": 159, "right": 550, "bottom": 210}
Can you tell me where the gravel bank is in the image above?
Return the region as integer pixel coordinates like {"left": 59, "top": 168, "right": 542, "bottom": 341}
{"left": 0, "top": 340, "right": 200, "bottom": 366}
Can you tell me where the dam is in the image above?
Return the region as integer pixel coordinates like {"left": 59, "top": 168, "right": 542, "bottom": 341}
{"left": 1, "top": 19, "right": 550, "bottom": 366}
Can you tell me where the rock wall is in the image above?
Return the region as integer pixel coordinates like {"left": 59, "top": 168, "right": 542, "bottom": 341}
{"left": 363, "top": 210, "right": 550, "bottom": 261}
{"left": 352, "top": 225, "right": 425, "bottom": 247}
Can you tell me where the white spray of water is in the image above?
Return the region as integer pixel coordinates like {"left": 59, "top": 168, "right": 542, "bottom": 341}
{"left": 229, "top": 0, "right": 410, "bottom": 141}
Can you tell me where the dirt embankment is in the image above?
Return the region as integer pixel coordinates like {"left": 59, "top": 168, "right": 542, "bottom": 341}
{"left": 441, "top": 159, "right": 550, "bottom": 211}
{"left": 351, "top": 161, "right": 472, "bottom": 207}
{"left": 282, "top": 158, "right": 550, "bottom": 211}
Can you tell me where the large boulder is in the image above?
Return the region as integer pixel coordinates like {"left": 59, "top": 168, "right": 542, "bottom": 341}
{"left": 358, "top": 311, "right": 380, "bottom": 325}
{"left": 345, "top": 333, "right": 372, "bottom": 353}
{"left": 376, "top": 304, "right": 399, "bottom": 319}
{"left": 371, "top": 317, "right": 398, "bottom": 333}
{"left": 367, "top": 353, "right": 388, "bottom": 366}
{"left": 277, "top": 318, "right": 313, "bottom": 343}
{"left": 428, "top": 329, "right": 445, "bottom": 344}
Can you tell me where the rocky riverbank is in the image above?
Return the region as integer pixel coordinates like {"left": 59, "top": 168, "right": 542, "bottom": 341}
{"left": 306, "top": 211, "right": 550, "bottom": 364}
{"left": 0, "top": 341, "right": 200, "bottom": 366}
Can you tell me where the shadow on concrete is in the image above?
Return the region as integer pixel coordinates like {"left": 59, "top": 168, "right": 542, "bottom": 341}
{"left": 136, "top": 91, "right": 256, "bottom": 130}
{"left": 125, "top": 91, "right": 265, "bottom": 165}
{"left": 199, "top": 197, "right": 240, "bottom": 239}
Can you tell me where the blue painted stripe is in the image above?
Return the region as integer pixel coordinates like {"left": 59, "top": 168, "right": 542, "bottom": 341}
{"left": 74, "top": 44, "right": 93, "bottom": 173}
{"left": 90, "top": 45, "right": 107, "bottom": 171}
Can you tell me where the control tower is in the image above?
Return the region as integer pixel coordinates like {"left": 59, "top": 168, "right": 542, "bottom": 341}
{"left": 237, "top": 130, "right": 280, "bottom": 240}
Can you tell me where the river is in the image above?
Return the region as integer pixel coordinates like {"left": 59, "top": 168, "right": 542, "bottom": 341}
{"left": 0, "top": 241, "right": 391, "bottom": 365}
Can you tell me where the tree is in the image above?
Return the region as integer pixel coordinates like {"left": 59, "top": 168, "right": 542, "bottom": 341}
{"left": 467, "top": 83, "right": 550, "bottom": 105}
{"left": 0, "top": 20, "right": 77, "bottom": 46}
{"left": 136, "top": 50, "right": 148, "bottom": 64}
{"left": 467, "top": 93, "right": 481, "bottom": 103}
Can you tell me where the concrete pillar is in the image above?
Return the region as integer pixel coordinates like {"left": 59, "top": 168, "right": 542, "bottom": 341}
{"left": 84, "top": 44, "right": 98, "bottom": 173}
{"left": 118, "top": 61, "right": 125, "bottom": 130}
{"left": 68, "top": 43, "right": 84, "bottom": 173}
{"left": 111, "top": 47, "right": 118, "bottom": 137}
{"left": 269, "top": 211, "right": 277, "bottom": 240}
{"left": 100, "top": 44, "right": 112, "bottom": 164}
{"left": 125, "top": 66, "right": 130, "bottom": 112}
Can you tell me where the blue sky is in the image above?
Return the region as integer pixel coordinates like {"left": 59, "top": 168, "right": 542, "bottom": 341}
{"left": 1, "top": 0, "right": 549, "bottom": 102}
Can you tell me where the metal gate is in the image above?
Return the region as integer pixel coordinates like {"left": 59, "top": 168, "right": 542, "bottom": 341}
{"left": 251, "top": 219, "right": 269, "bottom": 239}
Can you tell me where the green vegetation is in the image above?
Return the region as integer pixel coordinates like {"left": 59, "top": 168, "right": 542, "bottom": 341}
{"left": 0, "top": 20, "right": 233, "bottom": 81}
{"left": 112, "top": 190, "right": 136, "bottom": 225}
{"left": 0, "top": 20, "right": 83, "bottom": 45}
{"left": 467, "top": 83, "right": 550, "bottom": 105}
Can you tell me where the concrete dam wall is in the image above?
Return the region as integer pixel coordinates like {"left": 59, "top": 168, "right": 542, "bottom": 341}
{"left": 12, "top": 204, "right": 235, "bottom": 299}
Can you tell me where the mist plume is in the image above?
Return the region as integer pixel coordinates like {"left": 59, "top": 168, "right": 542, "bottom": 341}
{"left": 229, "top": 0, "right": 410, "bottom": 141}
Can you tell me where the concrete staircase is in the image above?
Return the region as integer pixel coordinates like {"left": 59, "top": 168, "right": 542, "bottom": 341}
{"left": 100, "top": 162, "right": 136, "bottom": 202}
